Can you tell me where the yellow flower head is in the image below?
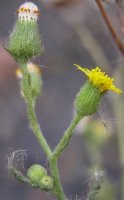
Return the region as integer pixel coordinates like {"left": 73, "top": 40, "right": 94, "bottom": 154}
{"left": 74, "top": 64, "right": 122, "bottom": 94}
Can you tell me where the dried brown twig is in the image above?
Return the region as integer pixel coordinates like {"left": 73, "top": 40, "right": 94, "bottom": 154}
{"left": 95, "top": 0, "right": 124, "bottom": 55}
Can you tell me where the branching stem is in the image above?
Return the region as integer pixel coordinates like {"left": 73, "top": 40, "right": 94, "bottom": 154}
{"left": 20, "top": 63, "right": 52, "bottom": 158}
{"left": 20, "top": 63, "right": 81, "bottom": 200}
{"left": 49, "top": 115, "right": 81, "bottom": 200}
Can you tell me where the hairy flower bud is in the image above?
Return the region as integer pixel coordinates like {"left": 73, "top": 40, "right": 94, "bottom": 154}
{"left": 27, "top": 164, "right": 47, "bottom": 184}
{"left": 40, "top": 175, "right": 53, "bottom": 191}
{"left": 75, "top": 82, "right": 102, "bottom": 117}
{"left": 16, "top": 63, "right": 43, "bottom": 102}
{"left": 6, "top": 2, "right": 43, "bottom": 63}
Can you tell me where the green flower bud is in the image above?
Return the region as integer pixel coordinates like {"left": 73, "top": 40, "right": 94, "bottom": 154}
{"left": 6, "top": 2, "right": 43, "bottom": 63}
{"left": 75, "top": 81, "right": 102, "bottom": 118}
{"left": 29, "top": 64, "right": 43, "bottom": 102}
{"left": 40, "top": 175, "right": 53, "bottom": 191}
{"left": 16, "top": 63, "right": 43, "bottom": 102}
{"left": 27, "top": 164, "right": 47, "bottom": 184}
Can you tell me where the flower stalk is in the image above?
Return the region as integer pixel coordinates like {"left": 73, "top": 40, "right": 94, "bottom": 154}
{"left": 50, "top": 159, "right": 68, "bottom": 200}
{"left": 20, "top": 63, "right": 52, "bottom": 158}
{"left": 49, "top": 115, "right": 82, "bottom": 200}
{"left": 52, "top": 115, "right": 81, "bottom": 160}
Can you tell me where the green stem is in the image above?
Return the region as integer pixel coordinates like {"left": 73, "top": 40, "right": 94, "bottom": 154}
{"left": 20, "top": 63, "right": 82, "bottom": 200}
{"left": 52, "top": 115, "right": 81, "bottom": 159}
{"left": 11, "top": 167, "right": 30, "bottom": 185}
{"left": 20, "top": 63, "right": 52, "bottom": 158}
{"left": 50, "top": 158, "right": 67, "bottom": 200}
{"left": 49, "top": 115, "right": 81, "bottom": 200}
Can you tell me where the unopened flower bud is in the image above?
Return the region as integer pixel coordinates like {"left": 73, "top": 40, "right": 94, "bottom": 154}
{"left": 40, "top": 175, "right": 53, "bottom": 191}
{"left": 27, "top": 164, "right": 47, "bottom": 184}
{"left": 6, "top": 2, "right": 43, "bottom": 63}
{"left": 27, "top": 63, "right": 43, "bottom": 101}
{"left": 16, "top": 63, "right": 43, "bottom": 102}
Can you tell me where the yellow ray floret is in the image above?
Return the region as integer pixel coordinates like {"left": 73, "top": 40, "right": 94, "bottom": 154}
{"left": 74, "top": 64, "right": 122, "bottom": 94}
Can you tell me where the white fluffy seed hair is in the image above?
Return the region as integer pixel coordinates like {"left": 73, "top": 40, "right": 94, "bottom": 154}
{"left": 17, "top": 2, "right": 40, "bottom": 22}
{"left": 7, "top": 149, "right": 27, "bottom": 170}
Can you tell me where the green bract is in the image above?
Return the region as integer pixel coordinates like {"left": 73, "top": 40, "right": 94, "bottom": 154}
{"left": 6, "top": 21, "right": 43, "bottom": 63}
{"left": 75, "top": 81, "right": 102, "bottom": 118}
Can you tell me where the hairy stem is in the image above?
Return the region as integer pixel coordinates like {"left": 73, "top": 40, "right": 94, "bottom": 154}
{"left": 49, "top": 115, "right": 81, "bottom": 200}
{"left": 20, "top": 63, "right": 82, "bottom": 200}
{"left": 11, "top": 167, "right": 30, "bottom": 185}
{"left": 21, "top": 63, "right": 67, "bottom": 199}
{"left": 20, "top": 63, "right": 52, "bottom": 158}
{"left": 52, "top": 115, "right": 81, "bottom": 159}
{"left": 50, "top": 158, "right": 68, "bottom": 200}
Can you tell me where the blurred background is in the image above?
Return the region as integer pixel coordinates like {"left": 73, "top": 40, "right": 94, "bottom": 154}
{"left": 0, "top": 0, "right": 124, "bottom": 199}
